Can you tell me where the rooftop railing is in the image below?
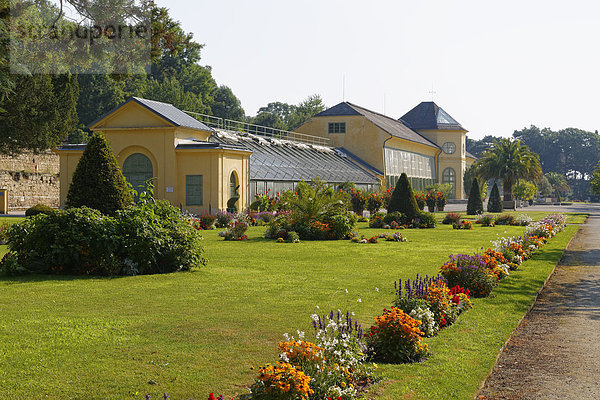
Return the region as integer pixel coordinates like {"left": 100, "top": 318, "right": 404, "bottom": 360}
{"left": 184, "top": 111, "right": 332, "bottom": 147}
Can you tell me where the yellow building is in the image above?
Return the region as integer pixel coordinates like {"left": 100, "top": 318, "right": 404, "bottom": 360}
{"left": 56, "top": 97, "right": 252, "bottom": 214}
{"left": 57, "top": 97, "right": 476, "bottom": 213}
{"left": 295, "top": 101, "right": 476, "bottom": 199}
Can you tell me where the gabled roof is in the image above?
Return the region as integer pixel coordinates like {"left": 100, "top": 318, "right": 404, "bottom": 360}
{"left": 210, "top": 130, "right": 380, "bottom": 185}
{"left": 87, "top": 97, "right": 213, "bottom": 131}
{"left": 400, "top": 101, "right": 465, "bottom": 131}
{"left": 314, "top": 102, "right": 439, "bottom": 149}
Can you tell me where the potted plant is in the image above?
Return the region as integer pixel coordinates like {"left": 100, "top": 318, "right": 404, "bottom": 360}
{"left": 436, "top": 192, "right": 447, "bottom": 212}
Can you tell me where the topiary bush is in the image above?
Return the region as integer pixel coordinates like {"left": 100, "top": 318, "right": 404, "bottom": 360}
{"left": 66, "top": 132, "right": 133, "bottom": 215}
{"left": 488, "top": 182, "right": 503, "bottom": 213}
{"left": 387, "top": 173, "right": 420, "bottom": 219}
{"left": 2, "top": 201, "right": 207, "bottom": 276}
{"left": 466, "top": 178, "right": 484, "bottom": 215}
{"left": 25, "top": 203, "right": 57, "bottom": 217}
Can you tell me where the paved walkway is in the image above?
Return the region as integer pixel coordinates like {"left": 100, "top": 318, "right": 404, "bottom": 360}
{"left": 478, "top": 203, "right": 600, "bottom": 399}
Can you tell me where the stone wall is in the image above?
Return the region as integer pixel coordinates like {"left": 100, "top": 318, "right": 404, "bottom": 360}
{"left": 0, "top": 151, "right": 60, "bottom": 211}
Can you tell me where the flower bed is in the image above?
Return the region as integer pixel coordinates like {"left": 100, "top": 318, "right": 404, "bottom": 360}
{"left": 203, "top": 213, "right": 566, "bottom": 399}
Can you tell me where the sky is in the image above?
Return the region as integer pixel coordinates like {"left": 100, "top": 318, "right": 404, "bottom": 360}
{"left": 163, "top": 1, "right": 597, "bottom": 139}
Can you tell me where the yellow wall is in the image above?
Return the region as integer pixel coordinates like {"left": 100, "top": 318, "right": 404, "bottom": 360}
{"left": 58, "top": 100, "right": 251, "bottom": 213}
{"left": 175, "top": 149, "right": 250, "bottom": 214}
{"left": 295, "top": 115, "right": 389, "bottom": 172}
{"left": 295, "top": 115, "right": 440, "bottom": 190}
{"left": 56, "top": 150, "right": 84, "bottom": 205}
{"left": 416, "top": 129, "right": 468, "bottom": 199}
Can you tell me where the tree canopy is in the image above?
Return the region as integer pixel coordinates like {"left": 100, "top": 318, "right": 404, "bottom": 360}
{"left": 252, "top": 95, "right": 326, "bottom": 131}
{"left": 474, "top": 138, "right": 542, "bottom": 202}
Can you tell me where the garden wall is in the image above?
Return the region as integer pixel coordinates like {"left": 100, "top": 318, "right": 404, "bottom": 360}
{"left": 0, "top": 151, "right": 60, "bottom": 211}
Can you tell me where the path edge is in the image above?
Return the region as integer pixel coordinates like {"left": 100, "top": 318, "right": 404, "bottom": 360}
{"left": 473, "top": 219, "right": 587, "bottom": 399}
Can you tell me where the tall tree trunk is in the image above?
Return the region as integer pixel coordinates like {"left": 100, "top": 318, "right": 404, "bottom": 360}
{"left": 503, "top": 180, "right": 513, "bottom": 201}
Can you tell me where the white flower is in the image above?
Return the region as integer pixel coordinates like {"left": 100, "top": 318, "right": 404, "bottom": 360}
{"left": 315, "top": 305, "right": 319, "bottom": 309}
{"left": 345, "top": 288, "right": 348, "bottom": 293}
{"left": 357, "top": 298, "right": 362, "bottom": 303}
{"left": 375, "top": 287, "right": 379, "bottom": 292}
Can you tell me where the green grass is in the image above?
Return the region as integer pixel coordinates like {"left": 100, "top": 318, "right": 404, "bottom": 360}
{"left": 0, "top": 216, "right": 582, "bottom": 399}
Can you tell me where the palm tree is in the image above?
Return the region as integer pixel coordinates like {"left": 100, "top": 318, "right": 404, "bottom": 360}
{"left": 475, "top": 138, "right": 542, "bottom": 202}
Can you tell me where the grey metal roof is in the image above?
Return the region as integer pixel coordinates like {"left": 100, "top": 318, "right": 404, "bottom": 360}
{"left": 400, "top": 102, "right": 465, "bottom": 131}
{"left": 87, "top": 97, "right": 213, "bottom": 131}
{"left": 314, "top": 102, "right": 362, "bottom": 117}
{"left": 314, "top": 102, "right": 440, "bottom": 149}
{"left": 210, "top": 130, "right": 380, "bottom": 185}
{"left": 175, "top": 138, "right": 251, "bottom": 152}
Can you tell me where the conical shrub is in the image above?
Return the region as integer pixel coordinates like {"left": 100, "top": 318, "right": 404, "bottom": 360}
{"left": 66, "top": 132, "right": 133, "bottom": 215}
{"left": 387, "top": 173, "right": 420, "bottom": 219}
{"left": 488, "top": 181, "right": 503, "bottom": 213}
{"left": 466, "top": 178, "right": 484, "bottom": 215}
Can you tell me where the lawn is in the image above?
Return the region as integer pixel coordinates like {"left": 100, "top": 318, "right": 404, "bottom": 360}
{"left": 0, "top": 214, "right": 583, "bottom": 399}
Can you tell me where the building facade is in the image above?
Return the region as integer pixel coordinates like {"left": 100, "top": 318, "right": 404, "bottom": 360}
{"left": 295, "top": 101, "right": 477, "bottom": 199}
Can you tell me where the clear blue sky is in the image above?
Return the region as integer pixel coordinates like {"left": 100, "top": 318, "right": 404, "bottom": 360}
{"left": 165, "top": 0, "right": 598, "bottom": 139}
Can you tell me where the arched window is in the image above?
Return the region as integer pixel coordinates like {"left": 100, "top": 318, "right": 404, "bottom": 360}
{"left": 230, "top": 171, "right": 238, "bottom": 199}
{"left": 123, "top": 153, "right": 153, "bottom": 198}
{"left": 442, "top": 167, "right": 456, "bottom": 199}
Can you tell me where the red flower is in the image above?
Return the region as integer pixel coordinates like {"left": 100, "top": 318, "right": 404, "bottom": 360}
{"left": 208, "top": 393, "right": 215, "bottom": 400}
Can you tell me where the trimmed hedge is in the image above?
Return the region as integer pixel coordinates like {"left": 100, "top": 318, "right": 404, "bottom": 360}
{"left": 25, "top": 203, "right": 57, "bottom": 217}
{"left": 2, "top": 201, "right": 206, "bottom": 276}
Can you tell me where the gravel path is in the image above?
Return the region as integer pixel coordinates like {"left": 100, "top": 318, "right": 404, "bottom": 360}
{"left": 477, "top": 204, "right": 600, "bottom": 400}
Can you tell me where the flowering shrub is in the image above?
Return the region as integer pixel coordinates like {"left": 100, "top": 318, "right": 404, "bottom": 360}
{"left": 494, "top": 214, "right": 515, "bottom": 226}
{"left": 367, "top": 236, "right": 378, "bottom": 243}
{"left": 515, "top": 214, "right": 533, "bottom": 226}
{"left": 365, "top": 307, "right": 428, "bottom": 363}
{"left": 250, "top": 189, "right": 287, "bottom": 212}
{"left": 408, "top": 306, "right": 437, "bottom": 337}
{"left": 249, "top": 361, "right": 314, "bottom": 400}
{"left": 309, "top": 311, "right": 375, "bottom": 399}
{"left": 0, "top": 222, "right": 10, "bottom": 244}
{"left": 349, "top": 189, "right": 366, "bottom": 214}
{"left": 265, "top": 180, "right": 356, "bottom": 241}
{"left": 442, "top": 212, "right": 462, "bottom": 225}
{"left": 223, "top": 219, "right": 249, "bottom": 241}
{"left": 436, "top": 192, "right": 447, "bottom": 211}
{"left": 378, "top": 232, "right": 407, "bottom": 242}
{"left": 368, "top": 213, "right": 385, "bottom": 228}
{"left": 215, "top": 211, "right": 235, "bottom": 228}
{"left": 414, "top": 192, "right": 426, "bottom": 210}
{"left": 452, "top": 220, "right": 472, "bottom": 230}
{"left": 366, "top": 193, "right": 383, "bottom": 214}
{"left": 424, "top": 191, "right": 438, "bottom": 211}
{"left": 439, "top": 254, "right": 497, "bottom": 297}
{"left": 255, "top": 211, "right": 277, "bottom": 224}
{"left": 475, "top": 214, "right": 495, "bottom": 227}
{"left": 189, "top": 213, "right": 217, "bottom": 230}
